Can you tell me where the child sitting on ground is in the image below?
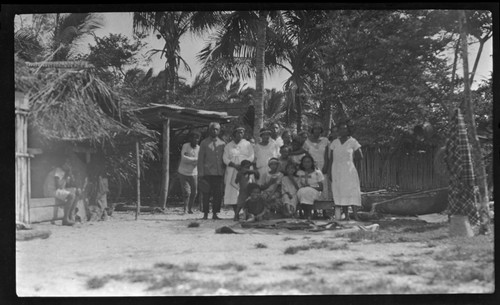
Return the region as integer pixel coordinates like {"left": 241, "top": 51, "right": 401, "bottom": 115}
{"left": 242, "top": 183, "right": 268, "bottom": 222}
{"left": 234, "top": 160, "right": 260, "bottom": 221}
{"left": 259, "top": 158, "right": 284, "bottom": 215}
{"left": 281, "top": 162, "right": 300, "bottom": 218}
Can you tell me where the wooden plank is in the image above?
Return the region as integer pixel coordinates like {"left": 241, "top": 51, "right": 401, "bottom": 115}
{"left": 160, "top": 119, "right": 170, "bottom": 208}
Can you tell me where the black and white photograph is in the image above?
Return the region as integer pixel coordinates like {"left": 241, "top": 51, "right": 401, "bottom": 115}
{"left": 8, "top": 3, "right": 496, "bottom": 298}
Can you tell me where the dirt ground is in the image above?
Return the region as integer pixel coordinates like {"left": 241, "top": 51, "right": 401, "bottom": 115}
{"left": 16, "top": 206, "right": 495, "bottom": 296}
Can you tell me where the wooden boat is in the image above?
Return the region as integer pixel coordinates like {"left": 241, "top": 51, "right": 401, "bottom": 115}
{"left": 370, "top": 187, "right": 448, "bottom": 216}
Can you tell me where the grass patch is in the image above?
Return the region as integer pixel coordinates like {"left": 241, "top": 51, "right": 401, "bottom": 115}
{"left": 284, "top": 240, "right": 348, "bottom": 255}
{"left": 187, "top": 222, "right": 200, "bottom": 228}
{"left": 183, "top": 262, "right": 199, "bottom": 272}
{"left": 434, "top": 237, "right": 494, "bottom": 263}
{"left": 86, "top": 276, "right": 111, "bottom": 290}
{"left": 401, "top": 222, "right": 446, "bottom": 233}
{"left": 212, "top": 262, "right": 247, "bottom": 272}
{"left": 343, "top": 277, "right": 413, "bottom": 294}
{"left": 282, "top": 264, "right": 301, "bottom": 270}
{"left": 255, "top": 243, "right": 267, "bottom": 249}
{"left": 284, "top": 245, "right": 310, "bottom": 255}
{"left": 373, "top": 260, "right": 392, "bottom": 267}
{"left": 389, "top": 261, "right": 421, "bottom": 275}
{"left": 426, "top": 262, "right": 494, "bottom": 284}
{"left": 153, "top": 263, "right": 177, "bottom": 270}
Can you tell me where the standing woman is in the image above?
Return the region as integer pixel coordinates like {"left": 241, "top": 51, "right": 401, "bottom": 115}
{"left": 223, "top": 126, "right": 255, "bottom": 219}
{"left": 296, "top": 155, "right": 324, "bottom": 221}
{"left": 329, "top": 122, "right": 363, "bottom": 221}
{"left": 304, "top": 122, "right": 332, "bottom": 218}
{"left": 177, "top": 131, "right": 201, "bottom": 214}
{"left": 269, "top": 122, "right": 284, "bottom": 148}
{"left": 254, "top": 128, "right": 280, "bottom": 184}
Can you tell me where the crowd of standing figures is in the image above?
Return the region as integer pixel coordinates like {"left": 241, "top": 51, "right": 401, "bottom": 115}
{"left": 179, "top": 120, "right": 364, "bottom": 222}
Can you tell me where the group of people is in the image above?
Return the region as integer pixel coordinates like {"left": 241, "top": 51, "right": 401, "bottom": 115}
{"left": 177, "top": 120, "right": 364, "bottom": 223}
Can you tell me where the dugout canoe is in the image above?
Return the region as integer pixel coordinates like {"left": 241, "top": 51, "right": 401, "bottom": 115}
{"left": 371, "top": 187, "right": 448, "bottom": 216}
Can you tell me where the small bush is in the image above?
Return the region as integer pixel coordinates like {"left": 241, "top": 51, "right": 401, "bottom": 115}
{"left": 255, "top": 243, "right": 267, "bottom": 249}
{"left": 187, "top": 222, "right": 200, "bottom": 228}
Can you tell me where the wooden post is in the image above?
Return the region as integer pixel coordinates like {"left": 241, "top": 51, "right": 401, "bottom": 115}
{"left": 135, "top": 140, "right": 141, "bottom": 220}
{"left": 160, "top": 119, "right": 170, "bottom": 209}
{"left": 15, "top": 91, "right": 30, "bottom": 225}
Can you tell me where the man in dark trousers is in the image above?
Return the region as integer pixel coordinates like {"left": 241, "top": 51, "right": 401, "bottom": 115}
{"left": 197, "top": 122, "right": 226, "bottom": 220}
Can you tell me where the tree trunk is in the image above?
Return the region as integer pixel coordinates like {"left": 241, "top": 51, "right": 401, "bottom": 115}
{"left": 253, "top": 13, "right": 267, "bottom": 140}
{"left": 458, "top": 10, "right": 491, "bottom": 231}
{"left": 295, "top": 88, "right": 303, "bottom": 131}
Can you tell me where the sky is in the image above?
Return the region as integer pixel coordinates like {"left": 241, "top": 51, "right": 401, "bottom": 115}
{"left": 89, "top": 12, "right": 492, "bottom": 90}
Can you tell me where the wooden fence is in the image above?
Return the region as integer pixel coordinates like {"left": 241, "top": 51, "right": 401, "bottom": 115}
{"left": 357, "top": 145, "right": 448, "bottom": 192}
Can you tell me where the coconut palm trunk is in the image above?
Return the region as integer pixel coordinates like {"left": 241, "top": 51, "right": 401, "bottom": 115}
{"left": 253, "top": 13, "right": 267, "bottom": 140}
{"left": 458, "top": 10, "right": 491, "bottom": 232}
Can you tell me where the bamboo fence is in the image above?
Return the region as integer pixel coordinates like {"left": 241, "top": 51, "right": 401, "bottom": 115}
{"left": 358, "top": 145, "right": 447, "bottom": 192}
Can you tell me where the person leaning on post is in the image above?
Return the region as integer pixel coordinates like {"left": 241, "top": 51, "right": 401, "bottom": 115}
{"left": 197, "top": 122, "right": 226, "bottom": 220}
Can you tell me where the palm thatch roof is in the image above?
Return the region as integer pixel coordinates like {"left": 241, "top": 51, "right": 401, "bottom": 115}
{"left": 16, "top": 58, "right": 155, "bottom": 146}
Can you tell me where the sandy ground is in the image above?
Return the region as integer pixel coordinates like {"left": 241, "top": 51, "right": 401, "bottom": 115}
{"left": 16, "top": 206, "right": 495, "bottom": 296}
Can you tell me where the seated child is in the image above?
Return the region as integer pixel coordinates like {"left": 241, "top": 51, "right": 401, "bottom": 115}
{"left": 281, "top": 162, "right": 300, "bottom": 218}
{"left": 242, "top": 183, "right": 268, "bottom": 222}
{"left": 234, "top": 160, "right": 260, "bottom": 221}
{"left": 259, "top": 158, "right": 284, "bottom": 214}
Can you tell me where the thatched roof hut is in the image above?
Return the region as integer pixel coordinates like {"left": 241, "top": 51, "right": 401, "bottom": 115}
{"left": 19, "top": 59, "right": 154, "bottom": 146}
{"left": 15, "top": 57, "right": 156, "bottom": 222}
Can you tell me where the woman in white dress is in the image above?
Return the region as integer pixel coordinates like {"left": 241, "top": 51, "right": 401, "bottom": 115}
{"left": 223, "top": 126, "right": 255, "bottom": 219}
{"left": 303, "top": 122, "right": 333, "bottom": 218}
{"left": 296, "top": 155, "right": 324, "bottom": 221}
{"left": 254, "top": 128, "right": 280, "bottom": 184}
{"left": 329, "top": 122, "right": 363, "bottom": 221}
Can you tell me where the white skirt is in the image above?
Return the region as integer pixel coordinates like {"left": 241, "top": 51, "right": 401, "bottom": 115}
{"left": 297, "top": 187, "right": 321, "bottom": 205}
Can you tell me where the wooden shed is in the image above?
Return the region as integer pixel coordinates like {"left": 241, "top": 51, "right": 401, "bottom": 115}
{"left": 134, "top": 103, "right": 235, "bottom": 208}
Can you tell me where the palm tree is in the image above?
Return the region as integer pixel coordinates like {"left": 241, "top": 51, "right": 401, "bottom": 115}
{"left": 198, "top": 10, "right": 284, "bottom": 140}
{"left": 132, "top": 11, "right": 223, "bottom": 96}
{"left": 51, "top": 13, "right": 103, "bottom": 61}
{"left": 269, "top": 10, "right": 331, "bottom": 131}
